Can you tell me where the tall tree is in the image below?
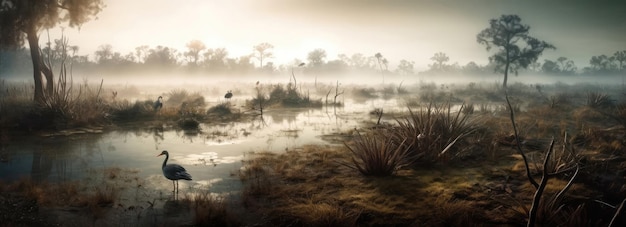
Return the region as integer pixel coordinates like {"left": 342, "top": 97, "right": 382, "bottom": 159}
{"left": 94, "top": 44, "right": 113, "bottom": 64}
{"left": 203, "top": 48, "right": 229, "bottom": 71}
{"left": 307, "top": 48, "right": 327, "bottom": 67}
{"left": 614, "top": 50, "right": 626, "bottom": 72}
{"left": 589, "top": 54, "right": 615, "bottom": 72}
{"left": 135, "top": 45, "right": 149, "bottom": 63}
{"left": 541, "top": 59, "right": 560, "bottom": 74}
{"left": 184, "top": 39, "right": 206, "bottom": 66}
{"left": 374, "top": 52, "right": 384, "bottom": 71}
{"left": 145, "top": 46, "right": 178, "bottom": 67}
{"left": 477, "top": 15, "right": 554, "bottom": 87}
{"left": 396, "top": 59, "right": 415, "bottom": 75}
{"left": 0, "top": 0, "right": 104, "bottom": 103}
{"left": 430, "top": 52, "right": 450, "bottom": 71}
{"left": 252, "top": 42, "right": 274, "bottom": 68}
{"left": 556, "top": 57, "right": 577, "bottom": 74}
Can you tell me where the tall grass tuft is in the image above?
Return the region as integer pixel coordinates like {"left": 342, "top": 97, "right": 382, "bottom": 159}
{"left": 344, "top": 131, "right": 415, "bottom": 176}
{"left": 586, "top": 92, "right": 613, "bottom": 108}
{"left": 108, "top": 100, "right": 155, "bottom": 121}
{"left": 269, "top": 84, "right": 321, "bottom": 107}
{"left": 391, "top": 102, "right": 479, "bottom": 162}
{"left": 39, "top": 68, "right": 107, "bottom": 128}
{"left": 192, "top": 192, "right": 241, "bottom": 226}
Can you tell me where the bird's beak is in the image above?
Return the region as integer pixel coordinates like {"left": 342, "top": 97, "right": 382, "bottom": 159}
{"left": 157, "top": 154, "right": 163, "bottom": 157}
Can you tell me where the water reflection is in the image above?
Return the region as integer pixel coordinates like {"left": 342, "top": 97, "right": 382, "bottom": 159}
{"left": 1, "top": 100, "right": 388, "bottom": 194}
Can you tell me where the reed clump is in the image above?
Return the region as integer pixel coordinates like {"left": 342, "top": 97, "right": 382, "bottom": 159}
{"left": 344, "top": 131, "right": 415, "bottom": 176}
{"left": 389, "top": 102, "right": 480, "bottom": 163}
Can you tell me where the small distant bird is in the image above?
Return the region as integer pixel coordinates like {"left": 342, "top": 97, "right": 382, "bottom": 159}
{"left": 154, "top": 96, "right": 163, "bottom": 111}
{"left": 298, "top": 62, "right": 305, "bottom": 67}
{"left": 157, "top": 150, "right": 192, "bottom": 193}
{"left": 224, "top": 90, "right": 233, "bottom": 100}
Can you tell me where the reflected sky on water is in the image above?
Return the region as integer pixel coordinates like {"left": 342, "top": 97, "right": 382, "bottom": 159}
{"left": 0, "top": 98, "right": 405, "bottom": 194}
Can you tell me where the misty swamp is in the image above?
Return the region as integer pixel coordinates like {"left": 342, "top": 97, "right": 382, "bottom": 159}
{"left": 1, "top": 75, "right": 626, "bottom": 226}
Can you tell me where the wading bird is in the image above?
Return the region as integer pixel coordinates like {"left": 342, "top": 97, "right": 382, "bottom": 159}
{"left": 154, "top": 96, "right": 163, "bottom": 111}
{"left": 157, "top": 150, "right": 192, "bottom": 193}
{"left": 224, "top": 90, "right": 233, "bottom": 100}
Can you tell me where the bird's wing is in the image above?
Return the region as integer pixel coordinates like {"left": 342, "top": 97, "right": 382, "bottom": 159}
{"left": 164, "top": 164, "right": 192, "bottom": 180}
{"left": 164, "top": 164, "right": 186, "bottom": 172}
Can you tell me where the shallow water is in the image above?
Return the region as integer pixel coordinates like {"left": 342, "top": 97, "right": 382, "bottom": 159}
{"left": 0, "top": 98, "right": 406, "bottom": 195}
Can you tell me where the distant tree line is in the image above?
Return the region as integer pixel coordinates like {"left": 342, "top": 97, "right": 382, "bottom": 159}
{"left": 419, "top": 51, "right": 626, "bottom": 77}
{"left": 1, "top": 38, "right": 624, "bottom": 79}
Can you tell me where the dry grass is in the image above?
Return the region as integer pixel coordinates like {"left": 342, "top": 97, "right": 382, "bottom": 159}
{"left": 344, "top": 131, "right": 415, "bottom": 176}
{"left": 189, "top": 192, "right": 241, "bottom": 226}
{"left": 586, "top": 92, "right": 614, "bottom": 108}
{"left": 2, "top": 178, "right": 116, "bottom": 213}
{"left": 390, "top": 102, "right": 480, "bottom": 162}
{"left": 238, "top": 145, "right": 515, "bottom": 226}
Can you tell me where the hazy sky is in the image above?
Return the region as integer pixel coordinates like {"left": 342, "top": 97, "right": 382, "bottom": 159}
{"left": 47, "top": 0, "right": 626, "bottom": 70}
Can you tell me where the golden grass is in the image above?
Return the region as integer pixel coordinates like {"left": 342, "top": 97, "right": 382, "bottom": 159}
{"left": 189, "top": 192, "right": 241, "bottom": 226}
{"left": 239, "top": 117, "right": 623, "bottom": 226}
{"left": 238, "top": 145, "right": 531, "bottom": 225}
{"left": 345, "top": 131, "right": 415, "bottom": 176}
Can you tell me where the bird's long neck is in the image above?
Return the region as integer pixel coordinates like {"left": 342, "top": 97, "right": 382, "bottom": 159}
{"left": 162, "top": 153, "right": 169, "bottom": 169}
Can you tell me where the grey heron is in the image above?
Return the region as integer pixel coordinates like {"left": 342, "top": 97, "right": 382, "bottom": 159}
{"left": 154, "top": 96, "right": 163, "bottom": 111}
{"left": 157, "top": 150, "right": 192, "bottom": 193}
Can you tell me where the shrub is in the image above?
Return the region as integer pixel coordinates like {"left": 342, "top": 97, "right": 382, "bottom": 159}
{"left": 207, "top": 103, "right": 232, "bottom": 116}
{"left": 266, "top": 84, "right": 321, "bottom": 107}
{"left": 108, "top": 100, "right": 154, "bottom": 121}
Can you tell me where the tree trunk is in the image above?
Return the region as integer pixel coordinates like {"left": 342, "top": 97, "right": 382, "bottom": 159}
{"left": 26, "top": 26, "right": 44, "bottom": 103}
{"left": 503, "top": 48, "right": 510, "bottom": 88}
{"left": 503, "top": 62, "right": 509, "bottom": 88}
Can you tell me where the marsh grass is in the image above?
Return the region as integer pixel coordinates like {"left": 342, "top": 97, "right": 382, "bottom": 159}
{"left": 344, "top": 131, "right": 415, "bottom": 176}
{"left": 108, "top": 99, "right": 155, "bottom": 121}
{"left": 189, "top": 192, "right": 241, "bottom": 226}
{"left": 170, "top": 90, "right": 206, "bottom": 115}
{"left": 207, "top": 103, "right": 233, "bottom": 116}
{"left": 586, "top": 92, "right": 614, "bottom": 108}
{"left": 0, "top": 81, "right": 36, "bottom": 129}
{"left": 269, "top": 83, "right": 322, "bottom": 107}
{"left": 549, "top": 92, "right": 572, "bottom": 108}
{"left": 390, "top": 102, "right": 479, "bottom": 163}
{"left": 0, "top": 76, "right": 109, "bottom": 130}
{"left": 351, "top": 87, "right": 378, "bottom": 100}
{"left": 1, "top": 177, "right": 117, "bottom": 222}
{"left": 237, "top": 145, "right": 528, "bottom": 226}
